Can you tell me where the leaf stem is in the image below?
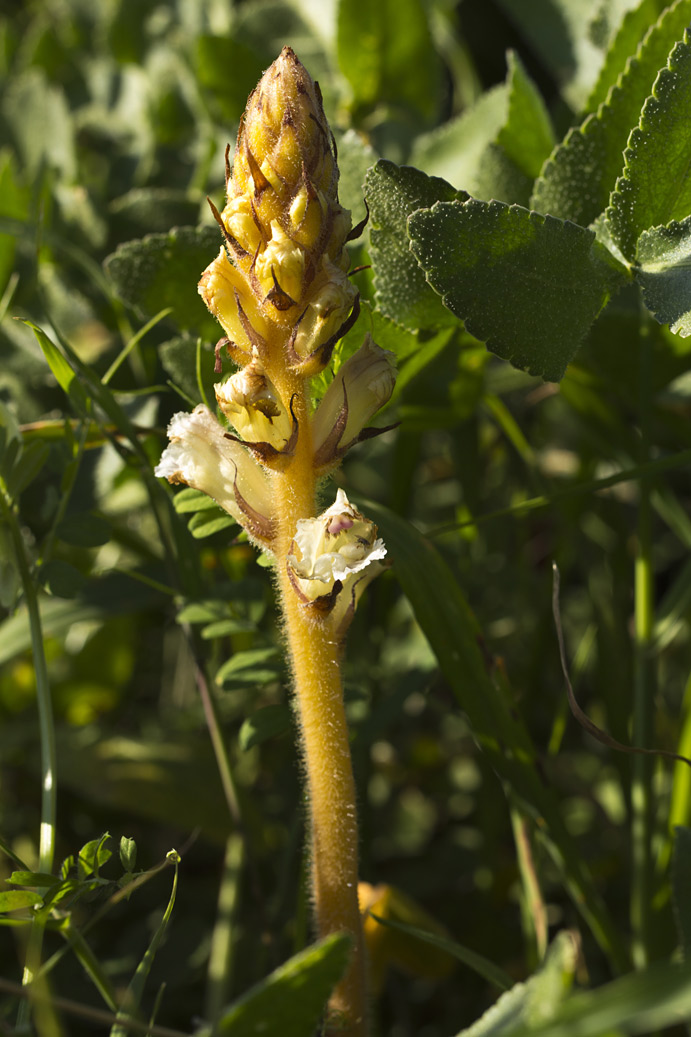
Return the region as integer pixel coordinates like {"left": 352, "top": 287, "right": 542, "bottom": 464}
{"left": 631, "top": 306, "right": 655, "bottom": 968}
{"left": 0, "top": 491, "right": 57, "bottom": 1023}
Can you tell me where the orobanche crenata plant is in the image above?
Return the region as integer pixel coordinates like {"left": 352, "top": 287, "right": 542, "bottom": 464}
{"left": 155, "top": 47, "right": 394, "bottom": 1035}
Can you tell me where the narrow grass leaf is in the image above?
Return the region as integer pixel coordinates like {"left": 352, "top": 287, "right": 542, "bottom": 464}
{"left": 408, "top": 199, "right": 627, "bottom": 381}
{"left": 370, "top": 914, "right": 513, "bottom": 991}
{"left": 532, "top": 0, "right": 691, "bottom": 226}
{"left": 606, "top": 30, "right": 691, "bottom": 261}
{"left": 672, "top": 826, "right": 691, "bottom": 958}
{"left": 636, "top": 216, "right": 691, "bottom": 336}
{"left": 213, "top": 932, "right": 351, "bottom": 1036}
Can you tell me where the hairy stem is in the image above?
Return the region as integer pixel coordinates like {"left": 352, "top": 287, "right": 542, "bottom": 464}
{"left": 271, "top": 369, "right": 366, "bottom": 1034}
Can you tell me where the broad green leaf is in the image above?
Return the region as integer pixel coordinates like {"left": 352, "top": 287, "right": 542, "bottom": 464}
{"left": 56, "top": 512, "right": 111, "bottom": 548}
{"left": 672, "top": 826, "right": 691, "bottom": 957}
{"left": 635, "top": 216, "right": 691, "bottom": 336}
{"left": 9, "top": 871, "right": 59, "bottom": 887}
{"left": 532, "top": 0, "right": 691, "bottom": 227}
{"left": 0, "top": 890, "right": 42, "bottom": 912}
{"left": 504, "top": 959, "right": 691, "bottom": 1037}
{"left": 606, "top": 31, "right": 691, "bottom": 261}
{"left": 364, "top": 160, "right": 466, "bottom": 332}
{"left": 585, "top": 0, "right": 673, "bottom": 111}
{"left": 216, "top": 647, "right": 281, "bottom": 688}
{"left": 214, "top": 932, "right": 351, "bottom": 1036}
{"left": 493, "top": 0, "right": 607, "bottom": 111}
{"left": 239, "top": 704, "right": 292, "bottom": 751}
{"left": 336, "top": 0, "right": 442, "bottom": 124}
{"left": 455, "top": 931, "right": 577, "bottom": 1036}
{"left": 412, "top": 53, "right": 553, "bottom": 207}
{"left": 39, "top": 560, "right": 87, "bottom": 599}
{"left": 104, "top": 226, "right": 221, "bottom": 336}
{"left": 408, "top": 199, "right": 626, "bottom": 381}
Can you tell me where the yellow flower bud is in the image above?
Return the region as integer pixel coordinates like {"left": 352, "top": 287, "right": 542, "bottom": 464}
{"left": 215, "top": 361, "right": 293, "bottom": 450}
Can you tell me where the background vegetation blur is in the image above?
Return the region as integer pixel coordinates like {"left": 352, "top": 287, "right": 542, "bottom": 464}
{"left": 3, "top": 0, "right": 691, "bottom": 1034}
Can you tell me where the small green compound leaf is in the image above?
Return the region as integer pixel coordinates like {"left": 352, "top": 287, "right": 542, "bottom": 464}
{"left": 216, "top": 647, "right": 281, "bottom": 689}
{"left": 364, "top": 160, "right": 466, "bottom": 332}
{"left": 408, "top": 198, "right": 626, "bottom": 381}
{"left": 532, "top": 0, "right": 691, "bottom": 227}
{"left": 119, "top": 837, "right": 137, "bottom": 874}
{"left": 636, "top": 217, "right": 691, "bottom": 336}
{"left": 216, "top": 932, "right": 351, "bottom": 1036}
{"left": 104, "top": 226, "right": 221, "bottom": 334}
{"left": 606, "top": 30, "right": 691, "bottom": 262}
{"left": 0, "top": 890, "right": 43, "bottom": 912}
{"left": 239, "top": 704, "right": 292, "bottom": 751}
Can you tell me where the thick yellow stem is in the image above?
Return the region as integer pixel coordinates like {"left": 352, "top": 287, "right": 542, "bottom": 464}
{"left": 269, "top": 368, "right": 367, "bottom": 1035}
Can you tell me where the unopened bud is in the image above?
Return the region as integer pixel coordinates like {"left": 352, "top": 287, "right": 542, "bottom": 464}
{"left": 312, "top": 335, "right": 396, "bottom": 469}
{"left": 215, "top": 362, "right": 293, "bottom": 450}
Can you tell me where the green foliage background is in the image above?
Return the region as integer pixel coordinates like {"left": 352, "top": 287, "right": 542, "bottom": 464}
{"left": 3, "top": 0, "right": 691, "bottom": 1034}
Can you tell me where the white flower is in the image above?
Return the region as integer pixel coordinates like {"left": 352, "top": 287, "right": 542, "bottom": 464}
{"left": 312, "top": 334, "right": 396, "bottom": 469}
{"left": 287, "top": 489, "right": 386, "bottom": 622}
{"left": 155, "top": 405, "right": 275, "bottom": 545}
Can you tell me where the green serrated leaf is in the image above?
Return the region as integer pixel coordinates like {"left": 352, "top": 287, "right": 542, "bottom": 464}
{"left": 365, "top": 160, "right": 466, "bottom": 332}
{"left": 216, "top": 647, "right": 281, "bottom": 688}
{"left": 532, "top": 0, "right": 691, "bottom": 228}
{"left": 104, "top": 226, "right": 221, "bottom": 335}
{"left": 672, "top": 826, "right": 691, "bottom": 957}
{"left": 585, "top": 0, "right": 673, "bottom": 112}
{"left": 606, "top": 30, "right": 691, "bottom": 261}
{"left": 498, "top": 51, "right": 556, "bottom": 181}
{"left": 215, "top": 932, "right": 351, "bottom": 1036}
{"left": 239, "top": 704, "right": 292, "bottom": 751}
{"left": 408, "top": 198, "right": 626, "bottom": 381}
{"left": 0, "top": 890, "right": 42, "bottom": 912}
{"left": 336, "top": 0, "right": 441, "bottom": 123}
{"left": 455, "top": 931, "right": 577, "bottom": 1036}
{"left": 187, "top": 508, "right": 237, "bottom": 539}
{"left": 636, "top": 216, "right": 691, "bottom": 335}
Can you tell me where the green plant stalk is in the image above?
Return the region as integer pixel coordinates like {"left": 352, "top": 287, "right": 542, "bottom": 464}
{"left": 0, "top": 492, "right": 56, "bottom": 1022}
{"left": 631, "top": 312, "right": 655, "bottom": 969}
{"left": 268, "top": 367, "right": 367, "bottom": 1035}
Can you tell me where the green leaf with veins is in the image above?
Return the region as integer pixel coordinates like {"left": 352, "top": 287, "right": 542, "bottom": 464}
{"left": 606, "top": 31, "right": 691, "bottom": 262}
{"left": 365, "top": 160, "right": 466, "bottom": 332}
{"left": 636, "top": 217, "right": 691, "bottom": 336}
{"left": 532, "top": 0, "right": 691, "bottom": 228}
{"left": 408, "top": 198, "right": 628, "bottom": 381}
